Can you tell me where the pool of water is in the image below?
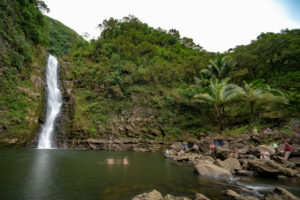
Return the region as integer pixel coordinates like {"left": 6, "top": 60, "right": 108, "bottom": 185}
{"left": 0, "top": 149, "right": 299, "bottom": 200}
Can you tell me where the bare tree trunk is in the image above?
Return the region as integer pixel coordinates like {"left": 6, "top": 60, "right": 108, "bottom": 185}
{"left": 250, "top": 101, "right": 254, "bottom": 127}
{"left": 215, "top": 104, "right": 223, "bottom": 131}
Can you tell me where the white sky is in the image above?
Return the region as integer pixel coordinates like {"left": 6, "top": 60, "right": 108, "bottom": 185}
{"left": 43, "top": 0, "right": 299, "bottom": 52}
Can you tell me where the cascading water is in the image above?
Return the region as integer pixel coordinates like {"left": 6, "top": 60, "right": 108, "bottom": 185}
{"left": 37, "top": 55, "right": 62, "bottom": 149}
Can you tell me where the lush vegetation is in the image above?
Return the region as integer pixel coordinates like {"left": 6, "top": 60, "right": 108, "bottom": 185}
{"left": 1, "top": 0, "right": 299, "bottom": 144}
{"left": 63, "top": 16, "right": 300, "bottom": 140}
{"left": 0, "top": 0, "right": 49, "bottom": 144}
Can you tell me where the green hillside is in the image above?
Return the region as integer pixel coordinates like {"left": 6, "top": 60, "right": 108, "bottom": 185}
{"left": 45, "top": 16, "right": 84, "bottom": 56}
{"left": 0, "top": 0, "right": 299, "bottom": 146}
{"left": 61, "top": 16, "right": 300, "bottom": 140}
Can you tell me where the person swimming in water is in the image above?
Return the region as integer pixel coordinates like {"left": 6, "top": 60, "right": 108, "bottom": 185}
{"left": 123, "top": 156, "right": 129, "bottom": 165}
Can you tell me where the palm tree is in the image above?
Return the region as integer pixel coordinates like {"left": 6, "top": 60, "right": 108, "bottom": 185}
{"left": 195, "top": 78, "right": 242, "bottom": 131}
{"left": 239, "top": 80, "right": 287, "bottom": 126}
{"left": 200, "top": 55, "right": 231, "bottom": 81}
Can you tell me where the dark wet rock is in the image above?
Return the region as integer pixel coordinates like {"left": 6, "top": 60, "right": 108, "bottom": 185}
{"left": 289, "top": 157, "right": 300, "bottom": 166}
{"left": 263, "top": 187, "right": 299, "bottom": 200}
{"left": 194, "top": 162, "right": 232, "bottom": 178}
{"left": 194, "top": 193, "right": 210, "bottom": 200}
{"left": 214, "top": 147, "right": 232, "bottom": 160}
{"left": 235, "top": 170, "right": 255, "bottom": 177}
{"left": 291, "top": 145, "right": 300, "bottom": 157}
{"left": 248, "top": 159, "right": 297, "bottom": 177}
{"left": 249, "top": 135, "right": 262, "bottom": 144}
{"left": 239, "top": 159, "right": 249, "bottom": 170}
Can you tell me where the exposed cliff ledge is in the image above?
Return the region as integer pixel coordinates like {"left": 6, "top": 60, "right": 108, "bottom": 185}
{"left": 58, "top": 138, "right": 171, "bottom": 152}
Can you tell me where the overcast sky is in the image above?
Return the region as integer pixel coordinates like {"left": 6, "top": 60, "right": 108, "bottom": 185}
{"left": 43, "top": 0, "right": 300, "bottom": 52}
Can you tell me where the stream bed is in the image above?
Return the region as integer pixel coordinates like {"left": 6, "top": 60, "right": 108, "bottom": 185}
{"left": 0, "top": 149, "right": 299, "bottom": 200}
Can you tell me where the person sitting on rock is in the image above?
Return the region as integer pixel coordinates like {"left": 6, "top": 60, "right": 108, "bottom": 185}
{"left": 229, "top": 148, "right": 238, "bottom": 158}
{"left": 183, "top": 142, "right": 189, "bottom": 152}
{"left": 253, "top": 127, "right": 258, "bottom": 135}
{"left": 179, "top": 149, "right": 185, "bottom": 156}
{"left": 270, "top": 142, "right": 278, "bottom": 153}
{"left": 263, "top": 127, "right": 272, "bottom": 135}
{"left": 216, "top": 140, "right": 222, "bottom": 147}
{"left": 284, "top": 143, "right": 292, "bottom": 160}
{"left": 260, "top": 150, "right": 270, "bottom": 159}
{"left": 209, "top": 143, "right": 215, "bottom": 154}
{"left": 248, "top": 155, "right": 255, "bottom": 160}
{"left": 192, "top": 143, "right": 199, "bottom": 153}
{"left": 165, "top": 149, "right": 170, "bottom": 156}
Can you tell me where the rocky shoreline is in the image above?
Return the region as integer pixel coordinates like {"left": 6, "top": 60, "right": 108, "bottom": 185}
{"left": 157, "top": 133, "right": 300, "bottom": 200}
{"left": 131, "top": 187, "right": 299, "bottom": 200}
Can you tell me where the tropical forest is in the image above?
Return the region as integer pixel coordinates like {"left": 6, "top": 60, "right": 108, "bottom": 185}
{"left": 0, "top": 0, "right": 300, "bottom": 200}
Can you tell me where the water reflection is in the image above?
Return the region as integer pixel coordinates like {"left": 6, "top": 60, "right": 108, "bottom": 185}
{"left": 24, "top": 150, "right": 54, "bottom": 199}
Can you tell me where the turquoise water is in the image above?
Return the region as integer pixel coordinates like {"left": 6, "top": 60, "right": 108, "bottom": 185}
{"left": 0, "top": 149, "right": 299, "bottom": 200}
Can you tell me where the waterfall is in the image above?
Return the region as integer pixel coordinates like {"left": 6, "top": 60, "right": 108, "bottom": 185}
{"left": 37, "top": 55, "right": 62, "bottom": 149}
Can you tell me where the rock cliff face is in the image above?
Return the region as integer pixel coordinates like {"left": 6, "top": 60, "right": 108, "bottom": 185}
{"left": 56, "top": 60, "right": 75, "bottom": 148}
{"left": 55, "top": 59, "right": 169, "bottom": 149}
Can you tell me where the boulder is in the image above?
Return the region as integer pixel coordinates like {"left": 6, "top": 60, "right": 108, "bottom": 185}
{"left": 240, "top": 159, "right": 249, "bottom": 170}
{"left": 163, "top": 194, "right": 191, "bottom": 200}
{"left": 242, "top": 197, "right": 259, "bottom": 200}
{"left": 214, "top": 147, "right": 232, "bottom": 160}
{"left": 132, "top": 189, "right": 163, "bottom": 200}
{"left": 272, "top": 156, "right": 296, "bottom": 168}
{"left": 248, "top": 159, "right": 296, "bottom": 177}
{"left": 249, "top": 135, "right": 262, "bottom": 144}
{"left": 216, "top": 157, "right": 242, "bottom": 174}
{"left": 163, "top": 194, "right": 175, "bottom": 200}
{"left": 289, "top": 157, "right": 300, "bottom": 166}
{"left": 173, "top": 197, "right": 191, "bottom": 200}
{"left": 202, "top": 156, "right": 215, "bottom": 163}
{"left": 194, "top": 193, "right": 210, "bottom": 200}
{"left": 194, "top": 163, "right": 232, "bottom": 178}
{"left": 223, "top": 189, "right": 240, "bottom": 199}
{"left": 170, "top": 143, "right": 184, "bottom": 151}
{"left": 291, "top": 145, "right": 300, "bottom": 157}
{"left": 195, "top": 159, "right": 214, "bottom": 166}
{"left": 264, "top": 187, "right": 299, "bottom": 200}
{"left": 238, "top": 146, "right": 250, "bottom": 155}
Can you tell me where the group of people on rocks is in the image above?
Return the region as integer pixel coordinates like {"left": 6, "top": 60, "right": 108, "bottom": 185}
{"left": 165, "top": 138, "right": 293, "bottom": 161}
